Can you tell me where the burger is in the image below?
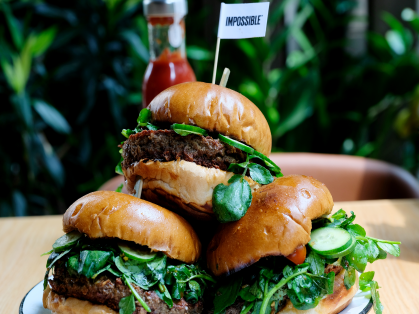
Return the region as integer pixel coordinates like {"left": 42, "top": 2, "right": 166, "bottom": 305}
{"left": 118, "top": 82, "right": 282, "bottom": 222}
{"left": 206, "top": 175, "right": 400, "bottom": 314}
{"left": 42, "top": 191, "right": 215, "bottom": 314}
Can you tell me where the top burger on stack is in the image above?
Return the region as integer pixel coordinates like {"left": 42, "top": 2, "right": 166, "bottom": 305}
{"left": 118, "top": 82, "right": 282, "bottom": 222}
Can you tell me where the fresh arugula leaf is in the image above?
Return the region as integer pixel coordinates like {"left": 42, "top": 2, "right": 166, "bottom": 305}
{"left": 365, "top": 240, "right": 380, "bottom": 263}
{"left": 376, "top": 242, "right": 400, "bottom": 257}
{"left": 213, "top": 276, "right": 243, "bottom": 314}
{"left": 155, "top": 284, "right": 173, "bottom": 308}
{"left": 78, "top": 250, "right": 112, "bottom": 278}
{"left": 239, "top": 285, "right": 258, "bottom": 302}
{"left": 371, "top": 281, "right": 384, "bottom": 314}
{"left": 145, "top": 123, "right": 159, "bottom": 130}
{"left": 359, "top": 271, "right": 375, "bottom": 291}
{"left": 115, "top": 183, "right": 123, "bottom": 192}
{"left": 137, "top": 109, "right": 152, "bottom": 125}
{"left": 331, "top": 209, "right": 346, "bottom": 219}
{"left": 212, "top": 174, "right": 252, "bottom": 223}
{"left": 345, "top": 242, "right": 368, "bottom": 272}
{"left": 184, "top": 280, "right": 201, "bottom": 303}
{"left": 121, "top": 129, "right": 136, "bottom": 138}
{"left": 124, "top": 275, "right": 151, "bottom": 312}
{"left": 305, "top": 250, "right": 325, "bottom": 276}
{"left": 115, "top": 156, "right": 124, "bottom": 175}
{"left": 119, "top": 294, "right": 136, "bottom": 314}
{"left": 248, "top": 163, "right": 274, "bottom": 185}
{"left": 147, "top": 254, "right": 167, "bottom": 282}
{"left": 43, "top": 248, "right": 72, "bottom": 289}
{"left": 346, "top": 224, "right": 366, "bottom": 237}
{"left": 92, "top": 265, "right": 111, "bottom": 279}
{"left": 343, "top": 267, "right": 357, "bottom": 290}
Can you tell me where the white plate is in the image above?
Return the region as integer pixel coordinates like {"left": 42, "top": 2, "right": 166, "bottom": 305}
{"left": 20, "top": 280, "right": 372, "bottom": 314}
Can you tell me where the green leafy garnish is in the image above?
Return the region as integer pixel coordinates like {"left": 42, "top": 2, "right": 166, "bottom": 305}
{"left": 115, "top": 183, "right": 123, "bottom": 192}
{"left": 212, "top": 174, "right": 252, "bottom": 223}
{"left": 43, "top": 234, "right": 215, "bottom": 314}
{"left": 359, "top": 272, "right": 383, "bottom": 314}
{"left": 119, "top": 294, "right": 136, "bottom": 314}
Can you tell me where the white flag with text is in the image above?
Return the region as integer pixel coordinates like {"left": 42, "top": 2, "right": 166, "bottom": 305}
{"left": 217, "top": 2, "right": 270, "bottom": 39}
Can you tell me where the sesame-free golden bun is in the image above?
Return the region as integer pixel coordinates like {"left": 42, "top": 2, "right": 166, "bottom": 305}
{"left": 148, "top": 82, "right": 272, "bottom": 156}
{"left": 207, "top": 175, "right": 334, "bottom": 276}
{"left": 43, "top": 286, "right": 117, "bottom": 314}
{"left": 63, "top": 191, "right": 201, "bottom": 263}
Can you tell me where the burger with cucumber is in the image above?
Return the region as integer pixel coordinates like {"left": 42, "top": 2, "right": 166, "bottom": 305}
{"left": 207, "top": 175, "right": 401, "bottom": 314}
{"left": 42, "top": 191, "right": 215, "bottom": 314}
{"left": 118, "top": 82, "right": 282, "bottom": 222}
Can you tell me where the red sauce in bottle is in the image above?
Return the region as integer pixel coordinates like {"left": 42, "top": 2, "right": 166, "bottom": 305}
{"left": 142, "top": 16, "right": 196, "bottom": 108}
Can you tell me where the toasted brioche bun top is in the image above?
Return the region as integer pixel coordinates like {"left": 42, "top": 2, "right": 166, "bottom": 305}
{"left": 63, "top": 191, "right": 201, "bottom": 263}
{"left": 207, "top": 175, "right": 334, "bottom": 276}
{"left": 148, "top": 82, "right": 272, "bottom": 156}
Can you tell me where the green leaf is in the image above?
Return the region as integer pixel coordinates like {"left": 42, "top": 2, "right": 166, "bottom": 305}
{"left": 33, "top": 99, "right": 72, "bottom": 134}
{"left": 137, "top": 109, "right": 152, "bottom": 124}
{"left": 305, "top": 250, "right": 325, "bottom": 276}
{"left": 78, "top": 250, "right": 112, "bottom": 278}
{"left": 343, "top": 267, "right": 357, "bottom": 290}
{"left": 371, "top": 281, "right": 384, "bottom": 314}
{"left": 115, "top": 184, "right": 123, "bottom": 192}
{"left": 30, "top": 27, "right": 57, "bottom": 57}
{"left": 214, "top": 276, "right": 243, "bottom": 314}
{"left": 345, "top": 242, "right": 368, "bottom": 272}
{"left": 248, "top": 163, "right": 274, "bottom": 185}
{"left": 119, "top": 294, "right": 136, "bottom": 314}
{"left": 376, "top": 242, "right": 400, "bottom": 257}
{"left": 155, "top": 284, "right": 173, "bottom": 308}
{"left": 1, "top": 2, "right": 23, "bottom": 49}
{"left": 346, "top": 224, "right": 366, "bottom": 237}
{"left": 116, "top": 157, "right": 124, "bottom": 175}
{"left": 122, "top": 129, "right": 136, "bottom": 138}
{"left": 212, "top": 175, "right": 252, "bottom": 223}
{"left": 359, "top": 271, "right": 375, "bottom": 291}
{"left": 365, "top": 240, "right": 380, "bottom": 263}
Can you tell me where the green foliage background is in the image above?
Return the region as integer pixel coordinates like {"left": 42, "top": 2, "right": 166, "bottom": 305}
{"left": 1, "top": 0, "right": 419, "bottom": 216}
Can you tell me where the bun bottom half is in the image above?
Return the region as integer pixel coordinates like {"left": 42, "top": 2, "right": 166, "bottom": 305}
{"left": 123, "top": 160, "right": 260, "bottom": 220}
{"left": 43, "top": 286, "right": 117, "bottom": 314}
{"left": 278, "top": 269, "right": 359, "bottom": 314}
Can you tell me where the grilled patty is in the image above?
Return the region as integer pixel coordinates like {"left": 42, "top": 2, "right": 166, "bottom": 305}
{"left": 49, "top": 261, "right": 203, "bottom": 314}
{"left": 121, "top": 130, "right": 247, "bottom": 171}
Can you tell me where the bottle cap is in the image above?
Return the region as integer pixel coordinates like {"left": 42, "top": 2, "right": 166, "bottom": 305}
{"left": 143, "top": 0, "right": 188, "bottom": 17}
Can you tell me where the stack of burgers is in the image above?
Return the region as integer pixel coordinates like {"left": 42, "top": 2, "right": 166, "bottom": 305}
{"left": 42, "top": 82, "right": 400, "bottom": 314}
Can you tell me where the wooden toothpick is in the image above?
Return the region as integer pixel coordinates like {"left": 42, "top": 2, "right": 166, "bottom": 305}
{"left": 219, "top": 68, "right": 230, "bottom": 87}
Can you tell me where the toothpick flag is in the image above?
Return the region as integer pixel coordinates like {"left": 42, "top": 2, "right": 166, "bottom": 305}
{"left": 212, "top": 2, "right": 270, "bottom": 84}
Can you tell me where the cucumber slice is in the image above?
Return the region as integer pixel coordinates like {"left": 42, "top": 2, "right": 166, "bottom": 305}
{"left": 218, "top": 134, "right": 255, "bottom": 154}
{"left": 252, "top": 151, "right": 282, "bottom": 174}
{"left": 325, "top": 236, "right": 357, "bottom": 258}
{"left": 118, "top": 243, "right": 157, "bottom": 262}
{"left": 52, "top": 230, "right": 82, "bottom": 252}
{"left": 171, "top": 124, "right": 208, "bottom": 136}
{"left": 308, "top": 227, "right": 353, "bottom": 256}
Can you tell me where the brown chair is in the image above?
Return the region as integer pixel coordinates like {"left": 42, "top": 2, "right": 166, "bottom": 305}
{"left": 269, "top": 153, "right": 419, "bottom": 201}
{"left": 99, "top": 153, "right": 419, "bottom": 202}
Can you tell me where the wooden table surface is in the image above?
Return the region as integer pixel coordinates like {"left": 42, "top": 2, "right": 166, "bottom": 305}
{"left": 1, "top": 199, "right": 418, "bottom": 314}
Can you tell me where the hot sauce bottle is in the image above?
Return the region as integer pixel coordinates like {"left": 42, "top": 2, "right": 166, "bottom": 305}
{"left": 142, "top": 0, "right": 196, "bottom": 108}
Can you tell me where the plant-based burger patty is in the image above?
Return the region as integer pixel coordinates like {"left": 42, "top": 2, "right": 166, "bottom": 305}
{"left": 49, "top": 260, "right": 203, "bottom": 314}
{"left": 122, "top": 130, "right": 247, "bottom": 171}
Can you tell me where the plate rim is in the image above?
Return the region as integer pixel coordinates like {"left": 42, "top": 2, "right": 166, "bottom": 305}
{"left": 19, "top": 280, "right": 43, "bottom": 314}
{"left": 19, "top": 280, "right": 374, "bottom": 314}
